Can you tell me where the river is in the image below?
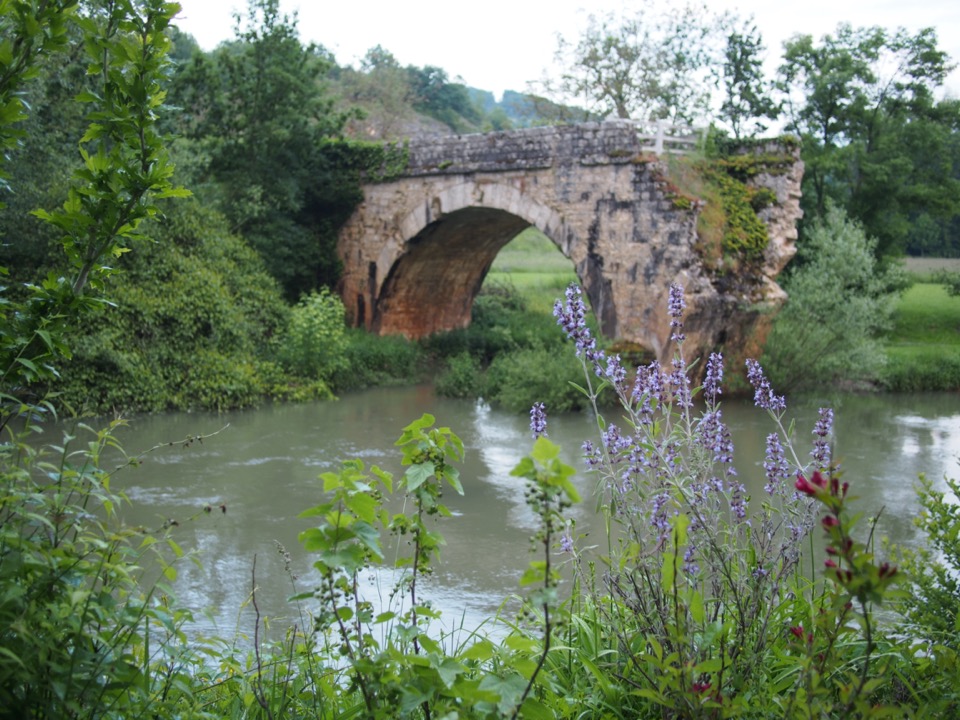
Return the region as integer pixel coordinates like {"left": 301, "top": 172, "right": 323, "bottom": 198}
{"left": 93, "top": 385, "right": 959, "bottom": 640}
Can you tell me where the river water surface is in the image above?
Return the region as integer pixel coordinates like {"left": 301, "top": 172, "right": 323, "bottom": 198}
{"left": 97, "top": 386, "right": 959, "bottom": 639}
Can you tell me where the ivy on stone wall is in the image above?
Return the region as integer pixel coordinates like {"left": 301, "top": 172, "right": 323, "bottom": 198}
{"left": 702, "top": 166, "right": 771, "bottom": 261}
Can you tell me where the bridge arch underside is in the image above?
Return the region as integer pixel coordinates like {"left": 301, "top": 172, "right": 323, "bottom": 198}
{"left": 374, "top": 207, "right": 535, "bottom": 337}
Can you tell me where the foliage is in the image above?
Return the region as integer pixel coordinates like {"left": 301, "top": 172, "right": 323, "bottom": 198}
{"left": 881, "top": 347, "right": 960, "bottom": 392}
{"left": 407, "top": 64, "right": 481, "bottom": 131}
{"left": 897, "top": 474, "right": 960, "bottom": 646}
{"left": 659, "top": 153, "right": 776, "bottom": 269}
{"left": 485, "top": 346, "right": 595, "bottom": 413}
{"left": 719, "top": 21, "right": 780, "bottom": 139}
{"left": 778, "top": 23, "right": 960, "bottom": 257}
{"left": 1, "top": 0, "right": 189, "bottom": 425}
{"left": 278, "top": 288, "right": 349, "bottom": 384}
{"left": 329, "top": 328, "right": 425, "bottom": 391}
{"left": 935, "top": 269, "right": 960, "bottom": 296}
{"left": 435, "top": 351, "right": 484, "bottom": 399}
{"left": 892, "top": 472, "right": 960, "bottom": 714}
{"left": 0, "top": 4, "right": 205, "bottom": 719}
{"left": 763, "top": 204, "right": 900, "bottom": 392}
{"left": 542, "top": 2, "right": 724, "bottom": 123}
{"left": 0, "top": 419, "right": 213, "bottom": 720}
{"left": 287, "top": 413, "right": 587, "bottom": 720}
{"left": 0, "top": 0, "right": 77, "bottom": 204}
{"left": 165, "top": 0, "right": 357, "bottom": 299}
{"left": 46, "top": 201, "right": 299, "bottom": 412}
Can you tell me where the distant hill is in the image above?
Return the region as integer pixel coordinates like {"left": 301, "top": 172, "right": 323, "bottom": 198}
{"left": 330, "top": 50, "right": 590, "bottom": 141}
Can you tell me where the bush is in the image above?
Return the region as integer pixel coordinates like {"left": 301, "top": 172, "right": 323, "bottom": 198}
{"left": 330, "top": 328, "right": 425, "bottom": 391}
{"left": 485, "top": 345, "right": 596, "bottom": 412}
{"left": 435, "top": 352, "right": 484, "bottom": 399}
{"left": 880, "top": 348, "right": 960, "bottom": 391}
{"left": 764, "top": 203, "right": 900, "bottom": 392}
{"left": 278, "top": 288, "right": 349, "bottom": 382}
{"left": 51, "top": 201, "right": 292, "bottom": 413}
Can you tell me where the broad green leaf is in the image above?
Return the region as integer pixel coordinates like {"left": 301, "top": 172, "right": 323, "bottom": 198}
{"left": 404, "top": 462, "right": 435, "bottom": 491}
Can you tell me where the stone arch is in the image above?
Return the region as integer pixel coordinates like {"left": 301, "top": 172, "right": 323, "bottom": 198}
{"left": 372, "top": 181, "right": 590, "bottom": 338}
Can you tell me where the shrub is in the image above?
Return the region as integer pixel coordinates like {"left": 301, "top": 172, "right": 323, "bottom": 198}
{"left": 329, "top": 328, "right": 425, "bottom": 391}
{"left": 51, "top": 201, "right": 291, "bottom": 413}
{"left": 764, "top": 204, "right": 899, "bottom": 392}
{"left": 278, "top": 288, "right": 349, "bottom": 383}
{"left": 435, "top": 352, "right": 485, "bottom": 399}
{"left": 485, "top": 345, "right": 595, "bottom": 412}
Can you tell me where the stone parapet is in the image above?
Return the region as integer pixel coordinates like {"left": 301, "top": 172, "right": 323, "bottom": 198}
{"left": 399, "top": 121, "right": 642, "bottom": 176}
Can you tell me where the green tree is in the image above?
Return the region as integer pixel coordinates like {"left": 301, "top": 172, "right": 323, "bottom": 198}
{"left": 543, "top": 1, "right": 722, "bottom": 122}
{"left": 406, "top": 63, "right": 481, "bottom": 130}
{"left": 1, "top": 0, "right": 188, "bottom": 424}
{"left": 719, "top": 21, "right": 779, "bottom": 139}
{"left": 778, "top": 24, "right": 960, "bottom": 256}
{"left": 167, "top": 0, "right": 356, "bottom": 298}
{"left": 762, "top": 203, "right": 900, "bottom": 392}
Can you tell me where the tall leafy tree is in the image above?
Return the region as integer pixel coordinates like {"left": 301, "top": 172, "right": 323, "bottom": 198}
{"left": 778, "top": 24, "right": 960, "bottom": 256}
{"left": 542, "top": 1, "right": 723, "bottom": 123}
{"left": 167, "top": 0, "right": 356, "bottom": 298}
{"left": 719, "top": 21, "right": 779, "bottom": 139}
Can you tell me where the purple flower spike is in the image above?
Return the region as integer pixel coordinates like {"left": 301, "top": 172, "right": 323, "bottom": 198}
{"left": 668, "top": 283, "right": 686, "bottom": 343}
{"left": 703, "top": 352, "right": 724, "bottom": 403}
{"left": 530, "top": 401, "right": 547, "bottom": 439}
{"left": 763, "top": 433, "right": 789, "bottom": 495}
{"left": 811, "top": 407, "right": 834, "bottom": 470}
{"left": 745, "top": 359, "right": 785, "bottom": 413}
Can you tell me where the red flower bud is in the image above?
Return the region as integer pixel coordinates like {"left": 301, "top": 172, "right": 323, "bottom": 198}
{"left": 795, "top": 471, "right": 826, "bottom": 496}
{"left": 790, "top": 625, "right": 804, "bottom": 639}
{"left": 824, "top": 559, "right": 838, "bottom": 568}
{"left": 822, "top": 515, "right": 839, "bottom": 529}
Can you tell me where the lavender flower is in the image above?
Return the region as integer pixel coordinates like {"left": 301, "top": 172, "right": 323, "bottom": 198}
{"left": 745, "top": 359, "right": 785, "bottom": 413}
{"left": 763, "top": 432, "right": 790, "bottom": 495}
{"left": 703, "top": 352, "right": 724, "bottom": 403}
{"left": 554, "top": 284, "right": 604, "bottom": 368}
{"left": 650, "top": 492, "right": 672, "bottom": 541}
{"left": 558, "top": 529, "right": 574, "bottom": 554}
{"left": 604, "top": 354, "right": 626, "bottom": 388}
{"left": 696, "top": 409, "right": 735, "bottom": 469}
{"left": 669, "top": 356, "right": 692, "bottom": 409}
{"left": 581, "top": 440, "right": 602, "bottom": 468}
{"left": 668, "top": 283, "right": 686, "bottom": 343}
{"left": 530, "top": 401, "right": 547, "bottom": 439}
{"left": 811, "top": 407, "right": 834, "bottom": 470}
{"left": 632, "top": 361, "right": 667, "bottom": 422}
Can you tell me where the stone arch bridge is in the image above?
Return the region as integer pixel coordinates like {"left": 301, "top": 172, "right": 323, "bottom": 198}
{"left": 338, "top": 121, "right": 802, "bottom": 368}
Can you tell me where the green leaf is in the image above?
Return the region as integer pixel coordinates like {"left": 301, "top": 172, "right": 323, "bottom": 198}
{"left": 404, "top": 462, "right": 435, "bottom": 492}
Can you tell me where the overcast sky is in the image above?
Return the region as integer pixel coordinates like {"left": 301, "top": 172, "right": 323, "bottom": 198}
{"left": 173, "top": 0, "right": 960, "bottom": 101}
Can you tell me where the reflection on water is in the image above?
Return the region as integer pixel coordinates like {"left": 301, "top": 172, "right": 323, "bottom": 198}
{"left": 87, "top": 386, "right": 960, "bottom": 639}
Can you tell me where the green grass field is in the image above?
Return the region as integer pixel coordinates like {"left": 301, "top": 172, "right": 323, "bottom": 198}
{"left": 484, "top": 227, "right": 578, "bottom": 315}
{"left": 882, "top": 282, "right": 960, "bottom": 391}
{"left": 887, "top": 283, "right": 960, "bottom": 345}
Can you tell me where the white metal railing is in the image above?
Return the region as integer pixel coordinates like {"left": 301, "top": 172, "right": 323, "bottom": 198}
{"left": 635, "top": 119, "right": 705, "bottom": 155}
